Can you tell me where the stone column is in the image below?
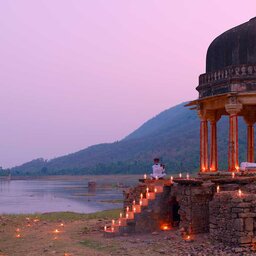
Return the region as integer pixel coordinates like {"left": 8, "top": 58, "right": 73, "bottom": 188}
{"left": 198, "top": 111, "right": 208, "bottom": 172}
{"left": 243, "top": 110, "right": 256, "bottom": 163}
{"left": 225, "top": 101, "right": 242, "bottom": 172}
{"left": 247, "top": 124, "right": 254, "bottom": 163}
{"left": 210, "top": 121, "right": 217, "bottom": 171}
{"left": 208, "top": 112, "right": 221, "bottom": 172}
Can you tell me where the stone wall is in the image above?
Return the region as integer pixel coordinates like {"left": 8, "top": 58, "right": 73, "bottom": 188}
{"left": 171, "top": 183, "right": 214, "bottom": 234}
{"left": 209, "top": 191, "right": 256, "bottom": 246}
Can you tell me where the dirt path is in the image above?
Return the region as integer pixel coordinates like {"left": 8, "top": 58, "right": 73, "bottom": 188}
{"left": 0, "top": 213, "right": 255, "bottom": 256}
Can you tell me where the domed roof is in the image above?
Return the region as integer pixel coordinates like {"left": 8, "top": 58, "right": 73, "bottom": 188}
{"left": 206, "top": 17, "right": 256, "bottom": 73}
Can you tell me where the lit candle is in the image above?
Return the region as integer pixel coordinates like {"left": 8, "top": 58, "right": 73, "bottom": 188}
{"left": 15, "top": 234, "right": 21, "bottom": 238}
{"left": 186, "top": 173, "right": 189, "bottom": 180}
{"left": 126, "top": 206, "right": 129, "bottom": 212}
{"left": 154, "top": 188, "right": 157, "bottom": 193}
{"left": 53, "top": 229, "right": 60, "bottom": 234}
{"left": 118, "top": 220, "right": 121, "bottom": 225}
{"left": 140, "top": 193, "right": 143, "bottom": 199}
{"left": 133, "top": 207, "right": 136, "bottom": 213}
{"left": 217, "top": 185, "right": 220, "bottom": 193}
{"left": 126, "top": 213, "right": 129, "bottom": 219}
{"left": 60, "top": 223, "right": 64, "bottom": 227}
{"left": 16, "top": 228, "right": 20, "bottom": 232}
{"left": 170, "top": 176, "right": 173, "bottom": 183}
{"left": 120, "top": 212, "right": 123, "bottom": 218}
{"left": 179, "top": 173, "right": 182, "bottom": 178}
{"left": 156, "top": 176, "right": 159, "bottom": 180}
{"left": 139, "top": 200, "right": 142, "bottom": 206}
{"left": 133, "top": 200, "right": 136, "bottom": 205}
{"left": 146, "top": 187, "right": 149, "bottom": 193}
{"left": 232, "top": 172, "right": 235, "bottom": 179}
{"left": 111, "top": 227, "right": 114, "bottom": 232}
{"left": 238, "top": 189, "right": 242, "bottom": 197}
{"left": 187, "top": 235, "right": 191, "bottom": 240}
{"left": 112, "top": 220, "right": 115, "bottom": 225}
{"left": 104, "top": 226, "right": 107, "bottom": 231}
{"left": 144, "top": 174, "right": 147, "bottom": 179}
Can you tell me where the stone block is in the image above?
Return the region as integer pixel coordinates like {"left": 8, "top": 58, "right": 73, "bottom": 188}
{"left": 234, "top": 218, "right": 244, "bottom": 232}
{"left": 239, "top": 213, "right": 256, "bottom": 218}
{"left": 232, "top": 208, "right": 244, "bottom": 213}
{"left": 245, "top": 218, "right": 253, "bottom": 231}
{"left": 239, "top": 236, "right": 252, "bottom": 244}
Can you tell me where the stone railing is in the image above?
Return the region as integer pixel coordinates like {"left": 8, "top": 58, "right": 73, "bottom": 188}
{"left": 199, "top": 64, "right": 256, "bottom": 87}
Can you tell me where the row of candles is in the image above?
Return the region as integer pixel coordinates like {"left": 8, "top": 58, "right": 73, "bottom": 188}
{"left": 104, "top": 188, "right": 158, "bottom": 232}
{"left": 143, "top": 173, "right": 191, "bottom": 181}
{"left": 216, "top": 185, "right": 243, "bottom": 197}
{"left": 15, "top": 217, "right": 65, "bottom": 239}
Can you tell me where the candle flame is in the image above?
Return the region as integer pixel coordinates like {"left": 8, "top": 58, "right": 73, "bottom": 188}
{"left": 232, "top": 172, "right": 235, "bottom": 178}
{"left": 53, "top": 229, "right": 60, "bottom": 234}
{"left": 126, "top": 213, "right": 128, "bottom": 219}
{"left": 154, "top": 188, "right": 157, "bottom": 193}
{"left": 186, "top": 173, "right": 189, "bottom": 180}
{"left": 140, "top": 193, "right": 143, "bottom": 199}
{"left": 133, "top": 207, "right": 136, "bottom": 213}
{"left": 144, "top": 174, "right": 147, "bottom": 179}
{"left": 112, "top": 220, "right": 115, "bottom": 225}
{"left": 133, "top": 200, "right": 135, "bottom": 205}
{"left": 170, "top": 176, "right": 173, "bottom": 182}
{"left": 139, "top": 200, "right": 142, "bottom": 206}
{"left": 104, "top": 226, "right": 107, "bottom": 231}
{"left": 217, "top": 185, "right": 220, "bottom": 193}
{"left": 126, "top": 206, "right": 129, "bottom": 212}
{"left": 120, "top": 212, "right": 122, "bottom": 218}
{"left": 16, "top": 228, "right": 20, "bottom": 232}
{"left": 179, "top": 173, "right": 182, "bottom": 178}
{"left": 16, "top": 234, "right": 21, "bottom": 238}
{"left": 146, "top": 187, "right": 149, "bottom": 193}
{"left": 238, "top": 189, "right": 242, "bottom": 197}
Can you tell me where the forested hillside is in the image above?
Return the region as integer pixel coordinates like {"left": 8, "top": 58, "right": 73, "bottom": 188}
{"left": 9, "top": 102, "right": 248, "bottom": 175}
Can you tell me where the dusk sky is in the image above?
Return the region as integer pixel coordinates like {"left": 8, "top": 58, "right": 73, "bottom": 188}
{"left": 0, "top": 1, "right": 255, "bottom": 168}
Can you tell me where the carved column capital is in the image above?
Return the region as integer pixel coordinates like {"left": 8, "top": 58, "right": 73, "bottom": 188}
{"left": 206, "top": 110, "right": 221, "bottom": 124}
{"left": 225, "top": 103, "right": 243, "bottom": 116}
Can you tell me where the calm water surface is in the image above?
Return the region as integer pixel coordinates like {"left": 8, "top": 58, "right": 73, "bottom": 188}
{"left": 0, "top": 176, "right": 139, "bottom": 214}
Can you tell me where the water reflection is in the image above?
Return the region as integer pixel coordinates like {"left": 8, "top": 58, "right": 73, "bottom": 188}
{"left": 0, "top": 176, "right": 139, "bottom": 214}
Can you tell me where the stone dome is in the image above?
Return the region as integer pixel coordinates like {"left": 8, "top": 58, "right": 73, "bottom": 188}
{"left": 206, "top": 17, "right": 256, "bottom": 73}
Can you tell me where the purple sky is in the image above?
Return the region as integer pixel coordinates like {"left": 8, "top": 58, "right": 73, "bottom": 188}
{"left": 0, "top": 1, "right": 255, "bottom": 168}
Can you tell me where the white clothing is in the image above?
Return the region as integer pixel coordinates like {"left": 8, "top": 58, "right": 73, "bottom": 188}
{"left": 150, "top": 164, "right": 166, "bottom": 179}
{"left": 240, "top": 162, "right": 256, "bottom": 171}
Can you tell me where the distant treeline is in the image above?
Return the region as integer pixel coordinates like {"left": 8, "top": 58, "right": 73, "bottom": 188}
{"left": 7, "top": 102, "right": 249, "bottom": 176}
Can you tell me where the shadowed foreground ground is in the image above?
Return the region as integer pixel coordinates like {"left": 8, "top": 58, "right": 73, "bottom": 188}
{"left": 0, "top": 210, "right": 255, "bottom": 256}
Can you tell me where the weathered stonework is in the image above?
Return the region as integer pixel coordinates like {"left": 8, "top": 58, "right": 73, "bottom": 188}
{"left": 210, "top": 190, "right": 256, "bottom": 246}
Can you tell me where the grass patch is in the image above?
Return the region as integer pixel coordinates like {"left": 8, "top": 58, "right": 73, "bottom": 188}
{"left": 79, "top": 239, "right": 117, "bottom": 252}
{"left": 3, "top": 209, "right": 121, "bottom": 222}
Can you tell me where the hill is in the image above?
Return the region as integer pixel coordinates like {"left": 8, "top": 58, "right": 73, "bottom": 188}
{"left": 9, "top": 102, "right": 248, "bottom": 175}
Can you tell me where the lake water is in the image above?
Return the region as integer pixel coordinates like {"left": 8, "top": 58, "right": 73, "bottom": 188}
{"left": 0, "top": 175, "right": 139, "bottom": 214}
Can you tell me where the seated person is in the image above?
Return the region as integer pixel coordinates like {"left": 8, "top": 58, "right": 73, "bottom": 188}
{"left": 150, "top": 158, "right": 166, "bottom": 179}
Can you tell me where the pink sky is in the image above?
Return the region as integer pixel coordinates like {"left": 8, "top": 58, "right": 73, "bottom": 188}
{"left": 0, "top": 1, "right": 255, "bottom": 168}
